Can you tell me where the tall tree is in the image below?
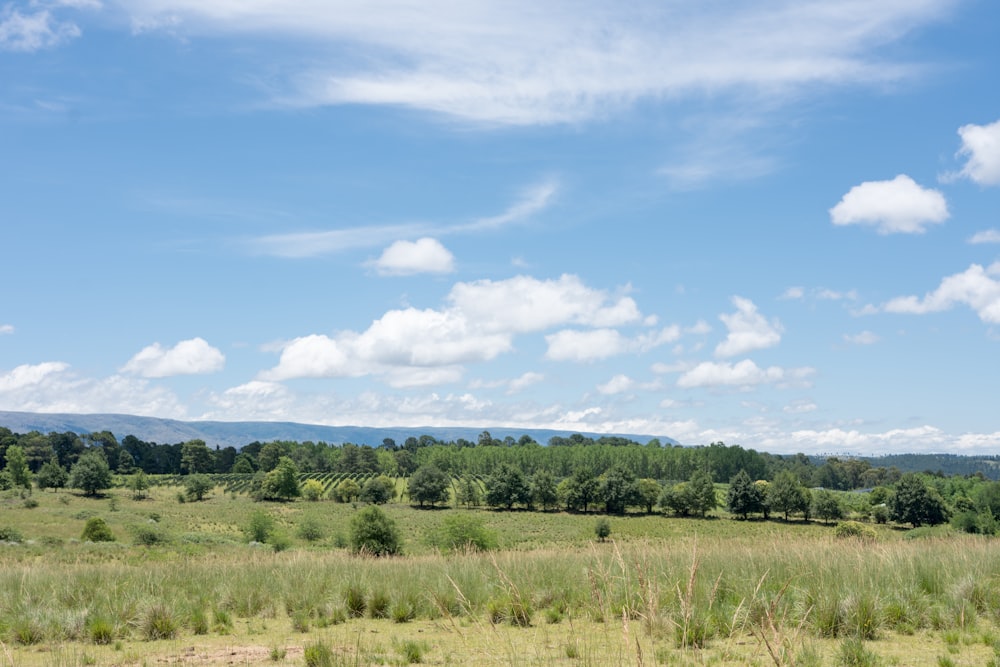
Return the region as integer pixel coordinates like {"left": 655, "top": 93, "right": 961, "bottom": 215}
{"left": 181, "top": 439, "right": 215, "bottom": 474}
{"left": 4, "top": 445, "right": 32, "bottom": 493}
{"left": 598, "top": 465, "right": 641, "bottom": 514}
{"left": 407, "top": 464, "right": 451, "bottom": 507}
{"left": 485, "top": 463, "right": 531, "bottom": 510}
{"left": 69, "top": 450, "right": 112, "bottom": 496}
{"left": 726, "top": 469, "right": 764, "bottom": 520}
{"left": 890, "top": 473, "right": 949, "bottom": 527}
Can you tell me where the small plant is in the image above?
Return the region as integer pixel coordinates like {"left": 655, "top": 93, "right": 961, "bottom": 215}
{"left": 595, "top": 517, "right": 611, "bottom": 542}
{"left": 291, "top": 610, "right": 310, "bottom": 632}
{"left": 396, "top": 639, "right": 426, "bottom": 664}
{"left": 297, "top": 516, "right": 325, "bottom": 542}
{"left": 132, "top": 524, "right": 168, "bottom": 546}
{"left": 269, "top": 531, "right": 292, "bottom": 552}
{"left": 87, "top": 615, "right": 115, "bottom": 644}
{"left": 0, "top": 526, "right": 24, "bottom": 542}
{"left": 244, "top": 509, "right": 274, "bottom": 543}
{"left": 22, "top": 497, "right": 39, "bottom": 509}
{"left": 81, "top": 517, "right": 116, "bottom": 542}
{"left": 269, "top": 646, "right": 286, "bottom": 661}
{"left": 368, "top": 589, "right": 391, "bottom": 619}
{"left": 835, "top": 521, "right": 877, "bottom": 542}
{"left": 189, "top": 608, "right": 209, "bottom": 635}
{"left": 391, "top": 598, "right": 417, "bottom": 623}
{"left": 303, "top": 640, "right": 334, "bottom": 667}
{"left": 344, "top": 584, "right": 367, "bottom": 617}
{"left": 141, "top": 603, "right": 178, "bottom": 640}
{"left": 838, "top": 637, "right": 880, "bottom": 667}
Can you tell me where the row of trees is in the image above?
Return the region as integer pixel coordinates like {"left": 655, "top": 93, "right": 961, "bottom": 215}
{"left": 1, "top": 426, "right": 924, "bottom": 491}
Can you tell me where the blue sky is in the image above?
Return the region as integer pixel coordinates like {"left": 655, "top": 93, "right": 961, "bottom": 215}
{"left": 2, "top": 0, "right": 1000, "bottom": 455}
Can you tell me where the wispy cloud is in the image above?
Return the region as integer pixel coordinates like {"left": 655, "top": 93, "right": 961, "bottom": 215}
{"left": 0, "top": 324, "right": 13, "bottom": 335}
{"left": 119, "top": 0, "right": 955, "bottom": 125}
{"left": 0, "top": 2, "right": 91, "bottom": 53}
{"left": 969, "top": 229, "right": 1000, "bottom": 244}
{"left": 246, "top": 180, "right": 556, "bottom": 258}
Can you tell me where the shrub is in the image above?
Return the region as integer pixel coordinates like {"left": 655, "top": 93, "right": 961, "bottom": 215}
{"left": 344, "top": 584, "right": 367, "bottom": 617}
{"left": 22, "top": 497, "right": 39, "bottom": 509}
{"left": 301, "top": 479, "right": 325, "bottom": 501}
{"left": 0, "top": 526, "right": 24, "bottom": 543}
{"left": 835, "top": 521, "right": 877, "bottom": 542}
{"left": 141, "top": 603, "right": 178, "bottom": 640}
{"left": 132, "top": 524, "right": 168, "bottom": 546}
{"left": 184, "top": 474, "right": 214, "bottom": 501}
{"left": 268, "top": 532, "right": 292, "bottom": 552}
{"left": 349, "top": 506, "right": 402, "bottom": 556}
{"left": 81, "top": 517, "right": 115, "bottom": 542}
{"left": 244, "top": 510, "right": 274, "bottom": 543}
{"left": 69, "top": 451, "right": 112, "bottom": 496}
{"left": 87, "top": 615, "right": 115, "bottom": 644}
{"left": 595, "top": 517, "right": 611, "bottom": 542}
{"left": 297, "top": 516, "right": 325, "bottom": 542}
{"left": 303, "top": 640, "right": 334, "bottom": 667}
{"left": 434, "top": 514, "right": 497, "bottom": 553}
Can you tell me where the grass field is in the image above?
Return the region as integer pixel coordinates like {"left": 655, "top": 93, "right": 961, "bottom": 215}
{"left": 2, "top": 482, "right": 1000, "bottom": 666}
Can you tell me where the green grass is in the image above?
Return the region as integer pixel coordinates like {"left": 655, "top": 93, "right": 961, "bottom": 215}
{"left": 3, "top": 484, "right": 1000, "bottom": 665}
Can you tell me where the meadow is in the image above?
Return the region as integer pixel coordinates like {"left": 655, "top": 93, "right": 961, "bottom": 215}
{"left": 2, "top": 480, "right": 1000, "bottom": 666}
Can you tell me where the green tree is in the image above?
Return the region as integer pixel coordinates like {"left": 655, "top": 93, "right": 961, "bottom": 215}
{"left": 890, "top": 473, "right": 949, "bottom": 528}
{"left": 407, "top": 465, "right": 451, "bottom": 507}
{"left": 301, "top": 479, "right": 325, "bottom": 501}
{"left": 232, "top": 453, "right": 256, "bottom": 474}
{"left": 181, "top": 439, "right": 215, "bottom": 474}
{"left": 3, "top": 445, "right": 32, "bottom": 493}
{"left": 360, "top": 475, "right": 395, "bottom": 504}
{"left": 456, "top": 476, "right": 483, "bottom": 508}
{"left": 726, "top": 469, "right": 764, "bottom": 520}
{"left": 660, "top": 482, "right": 695, "bottom": 516}
{"left": 261, "top": 456, "right": 301, "bottom": 500}
{"left": 257, "top": 441, "right": 288, "bottom": 472}
{"left": 333, "top": 478, "right": 362, "bottom": 503}
{"left": 184, "top": 473, "right": 214, "bottom": 501}
{"left": 69, "top": 450, "right": 113, "bottom": 496}
{"left": 530, "top": 470, "right": 559, "bottom": 511}
{"left": 595, "top": 517, "right": 611, "bottom": 542}
{"left": 81, "top": 516, "right": 115, "bottom": 542}
{"left": 768, "top": 470, "right": 811, "bottom": 520}
{"left": 349, "top": 505, "right": 402, "bottom": 556}
{"left": 688, "top": 469, "right": 718, "bottom": 517}
{"left": 128, "top": 470, "right": 151, "bottom": 500}
{"left": 598, "top": 465, "right": 641, "bottom": 514}
{"left": 433, "top": 514, "right": 496, "bottom": 553}
{"left": 637, "top": 478, "right": 661, "bottom": 514}
{"left": 811, "top": 489, "right": 844, "bottom": 524}
{"left": 485, "top": 463, "right": 531, "bottom": 510}
{"left": 36, "top": 457, "right": 68, "bottom": 492}
{"left": 560, "top": 468, "right": 599, "bottom": 512}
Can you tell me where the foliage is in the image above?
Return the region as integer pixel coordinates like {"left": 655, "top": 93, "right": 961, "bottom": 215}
{"left": 180, "top": 439, "right": 214, "bottom": 474}
{"left": 485, "top": 463, "right": 532, "bottom": 510}
{"left": 81, "top": 516, "right": 116, "bottom": 542}
{"left": 559, "top": 468, "right": 599, "bottom": 512}
{"left": 408, "top": 464, "right": 450, "bottom": 507}
{"left": 36, "top": 457, "right": 68, "bottom": 492}
{"left": 726, "top": 469, "right": 764, "bottom": 519}
{"left": 433, "top": 513, "right": 497, "bottom": 552}
{"left": 769, "top": 470, "right": 812, "bottom": 520}
{"left": 812, "top": 490, "right": 844, "bottom": 523}
{"left": 890, "top": 473, "right": 949, "bottom": 527}
{"left": 69, "top": 450, "right": 113, "bottom": 496}
{"left": 184, "top": 474, "right": 214, "bottom": 501}
{"left": 259, "top": 456, "right": 301, "bottom": 501}
{"left": 530, "top": 469, "right": 559, "bottom": 510}
{"left": 333, "top": 478, "right": 361, "bottom": 503}
{"left": 834, "top": 521, "right": 877, "bottom": 541}
{"left": 594, "top": 517, "right": 611, "bottom": 542}
{"left": 128, "top": 470, "right": 151, "bottom": 499}
{"left": 598, "top": 465, "right": 641, "bottom": 514}
{"left": 637, "top": 478, "right": 661, "bottom": 513}
{"left": 360, "top": 475, "right": 395, "bottom": 504}
{"left": 0, "top": 526, "right": 24, "bottom": 542}
{"left": 350, "top": 505, "right": 402, "bottom": 556}
{"left": 297, "top": 516, "right": 325, "bottom": 542}
{"left": 4, "top": 444, "right": 32, "bottom": 492}
{"left": 300, "top": 478, "right": 325, "bottom": 501}
{"left": 244, "top": 509, "right": 275, "bottom": 543}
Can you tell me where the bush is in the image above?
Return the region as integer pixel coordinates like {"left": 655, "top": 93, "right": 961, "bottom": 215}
{"left": 349, "top": 506, "right": 402, "bottom": 556}
{"left": 303, "top": 640, "right": 334, "bottom": 667}
{"left": 433, "top": 514, "right": 497, "bottom": 553}
{"left": 0, "top": 526, "right": 24, "bottom": 543}
{"left": 184, "top": 474, "right": 214, "bottom": 501}
{"left": 297, "top": 516, "right": 325, "bottom": 542}
{"left": 141, "top": 603, "right": 178, "bottom": 640}
{"left": 244, "top": 510, "right": 274, "bottom": 543}
{"left": 81, "top": 517, "right": 116, "bottom": 542}
{"left": 301, "top": 479, "right": 325, "bottom": 501}
{"left": 595, "top": 517, "right": 611, "bottom": 542}
{"left": 835, "top": 521, "right": 877, "bottom": 542}
{"left": 132, "top": 524, "right": 168, "bottom": 546}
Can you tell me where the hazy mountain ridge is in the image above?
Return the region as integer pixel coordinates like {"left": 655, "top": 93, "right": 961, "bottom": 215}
{"left": 0, "top": 411, "right": 676, "bottom": 449}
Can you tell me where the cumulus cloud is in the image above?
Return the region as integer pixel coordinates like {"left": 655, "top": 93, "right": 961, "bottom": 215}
{"left": 843, "top": 331, "right": 880, "bottom": 345}
{"left": 119, "top": 1, "right": 955, "bottom": 126}
{"left": 953, "top": 118, "right": 1000, "bottom": 186}
{"left": 677, "top": 360, "right": 814, "bottom": 389}
{"left": 121, "top": 337, "right": 226, "bottom": 378}
{"left": 0, "top": 5, "right": 81, "bottom": 52}
{"left": 371, "top": 237, "right": 455, "bottom": 275}
{"left": 829, "top": 174, "right": 949, "bottom": 234}
{"left": 508, "top": 371, "right": 544, "bottom": 394}
{"left": 264, "top": 273, "right": 645, "bottom": 383}
{"left": 969, "top": 229, "right": 1000, "bottom": 244}
{"left": 0, "top": 362, "right": 185, "bottom": 417}
{"left": 881, "top": 263, "right": 1000, "bottom": 323}
{"left": 715, "top": 296, "right": 782, "bottom": 358}
{"left": 597, "top": 374, "right": 634, "bottom": 395}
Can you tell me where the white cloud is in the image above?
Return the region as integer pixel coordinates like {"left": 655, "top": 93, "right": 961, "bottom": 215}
{"left": 954, "top": 118, "right": 1000, "bottom": 186}
{"left": 449, "top": 274, "right": 641, "bottom": 333}
{"left": 715, "top": 296, "right": 782, "bottom": 358}
{"left": 121, "top": 337, "right": 226, "bottom": 378}
{"left": 385, "top": 366, "right": 465, "bottom": 388}
{"left": 248, "top": 180, "right": 555, "bottom": 258}
{"left": 843, "top": 330, "right": 880, "bottom": 345}
{"left": 0, "top": 6, "right": 81, "bottom": 52}
{"left": 120, "top": 1, "right": 954, "bottom": 125}
{"left": 597, "top": 374, "right": 633, "bottom": 395}
{"left": 677, "top": 359, "right": 814, "bottom": 389}
{"left": 508, "top": 371, "right": 544, "bottom": 394}
{"left": 545, "top": 329, "right": 626, "bottom": 362}
{"left": 783, "top": 399, "right": 817, "bottom": 414}
{"left": 969, "top": 229, "right": 1000, "bottom": 244}
{"left": 371, "top": 237, "right": 455, "bottom": 276}
{"left": 0, "top": 324, "right": 13, "bottom": 335}
{"left": 829, "top": 174, "right": 948, "bottom": 234}
{"left": 882, "top": 263, "right": 1000, "bottom": 324}
{"left": 780, "top": 287, "right": 805, "bottom": 300}
{"left": 817, "top": 288, "right": 858, "bottom": 301}
{"left": 0, "top": 363, "right": 185, "bottom": 417}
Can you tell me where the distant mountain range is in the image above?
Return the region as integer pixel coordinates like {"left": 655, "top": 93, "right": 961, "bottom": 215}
{"left": 0, "top": 411, "right": 676, "bottom": 450}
